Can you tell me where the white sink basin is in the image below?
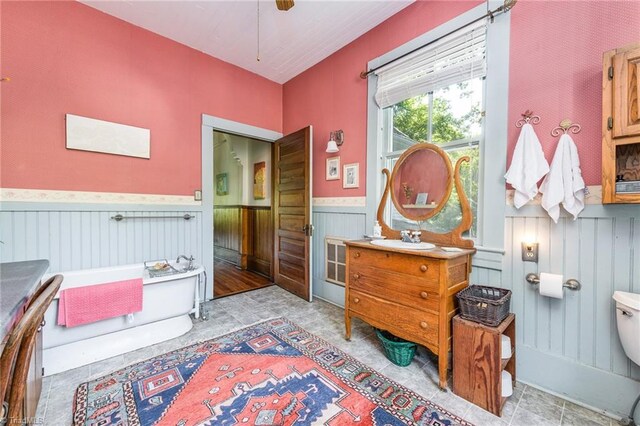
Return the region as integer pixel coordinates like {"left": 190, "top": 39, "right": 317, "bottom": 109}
{"left": 370, "top": 240, "right": 436, "bottom": 250}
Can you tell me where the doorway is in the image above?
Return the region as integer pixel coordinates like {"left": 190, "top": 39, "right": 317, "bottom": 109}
{"left": 212, "top": 130, "right": 274, "bottom": 298}
{"left": 201, "top": 115, "right": 313, "bottom": 303}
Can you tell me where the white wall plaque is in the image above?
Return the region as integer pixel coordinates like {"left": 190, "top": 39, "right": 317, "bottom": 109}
{"left": 66, "top": 114, "right": 150, "bottom": 159}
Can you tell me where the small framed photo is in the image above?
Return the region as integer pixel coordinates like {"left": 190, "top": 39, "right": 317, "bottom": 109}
{"left": 216, "top": 173, "right": 228, "bottom": 196}
{"left": 326, "top": 157, "right": 340, "bottom": 181}
{"left": 343, "top": 163, "right": 359, "bottom": 189}
{"left": 415, "top": 192, "right": 429, "bottom": 205}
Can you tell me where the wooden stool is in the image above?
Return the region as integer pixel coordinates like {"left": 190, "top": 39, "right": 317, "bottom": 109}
{"left": 452, "top": 313, "right": 516, "bottom": 417}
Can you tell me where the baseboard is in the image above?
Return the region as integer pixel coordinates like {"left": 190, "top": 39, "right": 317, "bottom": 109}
{"left": 517, "top": 344, "right": 640, "bottom": 420}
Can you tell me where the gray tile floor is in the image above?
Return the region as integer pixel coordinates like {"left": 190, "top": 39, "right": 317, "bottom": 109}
{"left": 35, "top": 286, "right": 616, "bottom": 425}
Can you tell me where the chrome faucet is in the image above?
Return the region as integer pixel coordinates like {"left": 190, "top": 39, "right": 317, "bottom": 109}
{"left": 176, "top": 255, "right": 195, "bottom": 271}
{"left": 400, "top": 230, "right": 422, "bottom": 243}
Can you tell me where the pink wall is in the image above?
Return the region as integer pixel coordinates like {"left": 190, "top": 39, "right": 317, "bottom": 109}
{"left": 284, "top": 0, "right": 640, "bottom": 196}
{"left": 508, "top": 0, "right": 640, "bottom": 186}
{"left": 1, "top": 1, "right": 282, "bottom": 196}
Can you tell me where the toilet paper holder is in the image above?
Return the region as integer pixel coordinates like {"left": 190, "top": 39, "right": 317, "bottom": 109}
{"left": 525, "top": 273, "right": 581, "bottom": 291}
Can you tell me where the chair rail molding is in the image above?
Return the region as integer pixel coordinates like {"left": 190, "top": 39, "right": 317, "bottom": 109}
{"left": 0, "top": 188, "right": 199, "bottom": 206}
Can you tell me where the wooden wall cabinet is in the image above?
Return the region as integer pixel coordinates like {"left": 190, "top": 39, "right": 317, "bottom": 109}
{"left": 344, "top": 241, "right": 474, "bottom": 389}
{"left": 452, "top": 314, "right": 516, "bottom": 417}
{"left": 602, "top": 42, "right": 640, "bottom": 203}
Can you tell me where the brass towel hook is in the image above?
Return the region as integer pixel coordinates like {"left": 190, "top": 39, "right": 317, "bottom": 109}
{"left": 515, "top": 110, "right": 540, "bottom": 128}
{"left": 551, "top": 119, "right": 581, "bottom": 137}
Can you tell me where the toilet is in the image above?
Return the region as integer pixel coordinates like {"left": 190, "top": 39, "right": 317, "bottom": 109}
{"left": 613, "top": 291, "right": 640, "bottom": 366}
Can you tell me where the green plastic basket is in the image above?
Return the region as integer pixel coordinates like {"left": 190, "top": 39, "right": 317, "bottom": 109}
{"left": 375, "top": 329, "right": 417, "bottom": 367}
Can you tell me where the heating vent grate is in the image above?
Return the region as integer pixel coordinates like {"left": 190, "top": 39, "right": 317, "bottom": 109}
{"left": 325, "top": 237, "right": 347, "bottom": 286}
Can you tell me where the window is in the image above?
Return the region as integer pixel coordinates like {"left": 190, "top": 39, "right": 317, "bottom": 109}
{"left": 381, "top": 77, "right": 483, "bottom": 238}
{"left": 375, "top": 19, "right": 486, "bottom": 239}
{"left": 366, "top": 3, "right": 509, "bottom": 254}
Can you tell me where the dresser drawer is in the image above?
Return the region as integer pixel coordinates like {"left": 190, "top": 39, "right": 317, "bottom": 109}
{"left": 349, "top": 264, "right": 440, "bottom": 312}
{"left": 350, "top": 247, "right": 439, "bottom": 281}
{"left": 348, "top": 290, "right": 439, "bottom": 347}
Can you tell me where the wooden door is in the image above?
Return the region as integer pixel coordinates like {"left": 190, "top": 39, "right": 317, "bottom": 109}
{"left": 273, "top": 126, "right": 313, "bottom": 301}
{"left": 612, "top": 44, "right": 640, "bottom": 138}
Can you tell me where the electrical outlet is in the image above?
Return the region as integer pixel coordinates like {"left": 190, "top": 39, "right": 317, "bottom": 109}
{"left": 521, "top": 242, "right": 539, "bottom": 263}
{"left": 194, "top": 190, "right": 202, "bottom": 201}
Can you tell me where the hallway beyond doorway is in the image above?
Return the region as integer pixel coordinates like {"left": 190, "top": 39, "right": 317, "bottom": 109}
{"left": 213, "top": 258, "right": 273, "bottom": 298}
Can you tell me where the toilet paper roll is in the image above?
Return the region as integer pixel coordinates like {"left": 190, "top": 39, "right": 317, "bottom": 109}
{"left": 539, "top": 272, "right": 563, "bottom": 299}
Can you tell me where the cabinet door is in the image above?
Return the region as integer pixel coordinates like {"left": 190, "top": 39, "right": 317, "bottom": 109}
{"left": 612, "top": 46, "right": 640, "bottom": 138}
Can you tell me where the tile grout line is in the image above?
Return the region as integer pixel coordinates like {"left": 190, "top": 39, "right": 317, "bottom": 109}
{"left": 507, "top": 384, "right": 527, "bottom": 426}
{"left": 560, "top": 400, "right": 566, "bottom": 424}
{"left": 39, "top": 377, "right": 52, "bottom": 421}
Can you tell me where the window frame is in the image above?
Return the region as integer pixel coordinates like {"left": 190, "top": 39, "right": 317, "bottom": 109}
{"left": 364, "top": 2, "right": 509, "bottom": 268}
{"left": 380, "top": 79, "right": 486, "bottom": 240}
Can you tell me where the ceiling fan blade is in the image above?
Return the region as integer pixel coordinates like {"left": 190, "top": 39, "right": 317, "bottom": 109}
{"left": 275, "top": 0, "right": 294, "bottom": 11}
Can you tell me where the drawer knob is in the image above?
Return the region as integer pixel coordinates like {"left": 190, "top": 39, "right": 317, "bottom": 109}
{"left": 420, "top": 265, "right": 428, "bottom": 272}
{"left": 354, "top": 297, "right": 360, "bottom": 304}
{"left": 354, "top": 273, "right": 361, "bottom": 280}
{"left": 420, "top": 291, "right": 428, "bottom": 299}
{"left": 354, "top": 252, "right": 361, "bottom": 258}
{"left": 420, "top": 321, "right": 428, "bottom": 329}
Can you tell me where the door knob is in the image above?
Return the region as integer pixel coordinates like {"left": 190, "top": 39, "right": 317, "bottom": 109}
{"left": 354, "top": 252, "right": 360, "bottom": 258}
{"left": 354, "top": 273, "right": 361, "bottom": 280}
{"left": 420, "top": 265, "right": 428, "bottom": 272}
{"left": 420, "top": 291, "right": 428, "bottom": 299}
{"left": 420, "top": 321, "right": 428, "bottom": 329}
{"left": 354, "top": 297, "right": 360, "bottom": 303}
{"left": 302, "top": 224, "right": 314, "bottom": 236}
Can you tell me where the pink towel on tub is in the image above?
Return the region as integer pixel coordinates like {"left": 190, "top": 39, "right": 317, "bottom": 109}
{"left": 57, "top": 278, "right": 143, "bottom": 327}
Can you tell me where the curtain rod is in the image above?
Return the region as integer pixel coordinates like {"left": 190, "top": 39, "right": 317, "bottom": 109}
{"left": 359, "top": 0, "right": 517, "bottom": 80}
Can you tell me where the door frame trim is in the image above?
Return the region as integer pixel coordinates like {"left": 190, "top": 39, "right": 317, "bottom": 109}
{"left": 201, "top": 114, "right": 282, "bottom": 300}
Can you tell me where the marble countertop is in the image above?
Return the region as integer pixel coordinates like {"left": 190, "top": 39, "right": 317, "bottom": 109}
{"left": 0, "top": 259, "right": 50, "bottom": 342}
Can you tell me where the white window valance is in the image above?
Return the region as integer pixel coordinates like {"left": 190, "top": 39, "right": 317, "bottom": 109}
{"left": 374, "top": 20, "right": 487, "bottom": 108}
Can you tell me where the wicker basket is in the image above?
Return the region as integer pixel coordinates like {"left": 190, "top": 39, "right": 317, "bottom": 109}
{"left": 457, "top": 285, "right": 512, "bottom": 327}
{"left": 375, "top": 329, "right": 417, "bottom": 367}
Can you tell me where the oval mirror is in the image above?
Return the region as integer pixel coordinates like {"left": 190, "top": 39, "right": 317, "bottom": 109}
{"left": 389, "top": 143, "right": 453, "bottom": 221}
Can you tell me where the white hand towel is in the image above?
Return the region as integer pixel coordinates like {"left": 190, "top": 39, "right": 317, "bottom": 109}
{"left": 540, "top": 134, "right": 585, "bottom": 223}
{"left": 505, "top": 123, "right": 549, "bottom": 208}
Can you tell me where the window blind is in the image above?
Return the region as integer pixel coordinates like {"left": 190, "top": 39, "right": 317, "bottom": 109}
{"left": 374, "top": 20, "right": 487, "bottom": 109}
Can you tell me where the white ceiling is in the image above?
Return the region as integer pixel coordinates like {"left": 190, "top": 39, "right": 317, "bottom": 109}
{"left": 81, "top": 0, "right": 414, "bottom": 84}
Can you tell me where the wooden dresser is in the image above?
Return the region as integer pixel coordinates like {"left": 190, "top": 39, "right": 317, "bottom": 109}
{"left": 344, "top": 240, "right": 474, "bottom": 389}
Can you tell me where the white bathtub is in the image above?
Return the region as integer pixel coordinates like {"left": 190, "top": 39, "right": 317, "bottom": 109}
{"left": 42, "top": 261, "right": 204, "bottom": 376}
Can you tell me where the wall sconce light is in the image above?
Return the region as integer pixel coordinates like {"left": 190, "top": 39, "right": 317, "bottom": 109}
{"left": 521, "top": 238, "right": 539, "bottom": 263}
{"left": 326, "top": 130, "right": 344, "bottom": 153}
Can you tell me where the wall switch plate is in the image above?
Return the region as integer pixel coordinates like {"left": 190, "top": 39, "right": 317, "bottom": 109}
{"left": 194, "top": 190, "right": 202, "bottom": 201}
{"left": 521, "top": 242, "right": 538, "bottom": 262}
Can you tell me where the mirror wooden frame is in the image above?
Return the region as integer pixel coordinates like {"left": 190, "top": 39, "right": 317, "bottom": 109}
{"left": 376, "top": 142, "right": 475, "bottom": 248}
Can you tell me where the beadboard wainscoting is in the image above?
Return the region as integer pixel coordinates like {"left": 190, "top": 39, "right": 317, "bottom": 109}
{"left": 310, "top": 206, "right": 504, "bottom": 309}
{"left": 311, "top": 209, "right": 367, "bottom": 305}
{"left": 503, "top": 206, "right": 640, "bottom": 419}
{"left": 0, "top": 208, "right": 203, "bottom": 277}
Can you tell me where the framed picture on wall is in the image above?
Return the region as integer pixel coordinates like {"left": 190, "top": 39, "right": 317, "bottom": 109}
{"left": 216, "top": 173, "right": 228, "bottom": 195}
{"left": 253, "top": 161, "right": 266, "bottom": 200}
{"left": 415, "top": 192, "right": 428, "bottom": 205}
{"left": 326, "top": 157, "right": 340, "bottom": 181}
{"left": 343, "top": 163, "right": 359, "bottom": 188}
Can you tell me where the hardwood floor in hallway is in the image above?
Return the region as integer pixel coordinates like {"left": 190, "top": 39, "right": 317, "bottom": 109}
{"left": 213, "top": 258, "right": 273, "bottom": 298}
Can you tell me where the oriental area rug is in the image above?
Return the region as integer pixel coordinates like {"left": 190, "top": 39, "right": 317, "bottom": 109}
{"left": 73, "top": 318, "right": 473, "bottom": 426}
